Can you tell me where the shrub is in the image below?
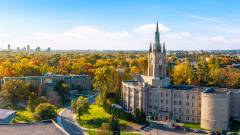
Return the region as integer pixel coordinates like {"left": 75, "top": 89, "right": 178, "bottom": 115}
{"left": 103, "top": 103, "right": 136, "bottom": 123}
{"left": 34, "top": 103, "right": 57, "bottom": 121}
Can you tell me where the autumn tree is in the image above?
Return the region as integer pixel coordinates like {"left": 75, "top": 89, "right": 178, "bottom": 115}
{"left": 54, "top": 80, "right": 70, "bottom": 103}
{"left": 172, "top": 61, "right": 194, "bottom": 85}
{"left": 71, "top": 96, "right": 89, "bottom": 117}
{"left": 93, "top": 66, "right": 122, "bottom": 104}
{"left": 196, "top": 60, "right": 209, "bottom": 85}
{"left": 0, "top": 80, "right": 31, "bottom": 106}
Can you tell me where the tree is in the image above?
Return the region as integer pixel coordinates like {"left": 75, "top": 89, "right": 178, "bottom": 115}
{"left": 76, "top": 96, "right": 89, "bottom": 116}
{"left": 196, "top": 60, "right": 209, "bottom": 85}
{"left": 71, "top": 100, "right": 77, "bottom": 113}
{"left": 0, "top": 96, "right": 12, "bottom": 109}
{"left": 54, "top": 80, "right": 70, "bottom": 103}
{"left": 27, "top": 92, "right": 36, "bottom": 112}
{"left": 172, "top": 61, "right": 194, "bottom": 85}
{"left": 93, "top": 66, "right": 122, "bottom": 104}
{"left": 97, "top": 123, "right": 111, "bottom": 135}
{"left": 28, "top": 95, "right": 48, "bottom": 112}
{"left": 97, "top": 116, "right": 120, "bottom": 135}
{"left": 47, "top": 91, "right": 61, "bottom": 107}
{"left": 110, "top": 116, "right": 120, "bottom": 135}
{"left": 34, "top": 103, "right": 57, "bottom": 120}
{"left": 134, "top": 108, "right": 146, "bottom": 124}
{"left": 0, "top": 80, "right": 31, "bottom": 106}
{"left": 71, "top": 96, "right": 89, "bottom": 116}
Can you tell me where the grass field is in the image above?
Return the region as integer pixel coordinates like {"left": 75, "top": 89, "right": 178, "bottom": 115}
{"left": 12, "top": 110, "right": 35, "bottom": 123}
{"left": 79, "top": 104, "right": 111, "bottom": 128}
{"left": 183, "top": 123, "right": 204, "bottom": 130}
{"left": 78, "top": 104, "right": 140, "bottom": 135}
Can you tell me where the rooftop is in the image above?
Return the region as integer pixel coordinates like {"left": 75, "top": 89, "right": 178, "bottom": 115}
{"left": 165, "top": 85, "right": 197, "bottom": 90}
{"left": 122, "top": 80, "right": 142, "bottom": 85}
{"left": 0, "top": 120, "right": 67, "bottom": 135}
{"left": 0, "top": 109, "right": 15, "bottom": 120}
{"left": 2, "top": 74, "right": 89, "bottom": 80}
{"left": 202, "top": 87, "right": 229, "bottom": 94}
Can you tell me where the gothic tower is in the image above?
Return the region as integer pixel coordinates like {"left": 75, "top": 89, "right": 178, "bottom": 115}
{"left": 148, "top": 22, "right": 167, "bottom": 79}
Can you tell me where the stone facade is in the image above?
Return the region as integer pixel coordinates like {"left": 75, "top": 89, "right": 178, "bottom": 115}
{"left": 2, "top": 74, "right": 91, "bottom": 97}
{"left": 121, "top": 22, "right": 240, "bottom": 131}
{"left": 201, "top": 90, "right": 230, "bottom": 130}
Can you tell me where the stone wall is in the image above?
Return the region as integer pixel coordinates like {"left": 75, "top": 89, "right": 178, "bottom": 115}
{"left": 230, "top": 90, "right": 240, "bottom": 119}
{"left": 200, "top": 92, "right": 230, "bottom": 130}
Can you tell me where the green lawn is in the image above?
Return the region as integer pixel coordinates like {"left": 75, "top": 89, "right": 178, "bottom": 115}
{"left": 12, "top": 110, "right": 35, "bottom": 123}
{"left": 183, "top": 123, "right": 204, "bottom": 130}
{"left": 78, "top": 104, "right": 140, "bottom": 134}
{"left": 120, "top": 132, "right": 141, "bottom": 135}
{"left": 79, "top": 104, "right": 112, "bottom": 128}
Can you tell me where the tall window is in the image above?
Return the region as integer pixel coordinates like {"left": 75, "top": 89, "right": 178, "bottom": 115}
{"left": 159, "top": 65, "right": 162, "bottom": 78}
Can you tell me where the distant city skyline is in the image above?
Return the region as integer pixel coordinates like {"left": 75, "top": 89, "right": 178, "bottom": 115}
{"left": 0, "top": 0, "right": 240, "bottom": 50}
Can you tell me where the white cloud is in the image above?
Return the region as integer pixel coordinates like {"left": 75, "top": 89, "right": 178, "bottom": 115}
{"left": 210, "top": 36, "right": 227, "bottom": 43}
{"left": 0, "top": 24, "right": 239, "bottom": 51}
{"left": 193, "top": 35, "right": 227, "bottom": 44}
{"left": 19, "top": 26, "right": 134, "bottom": 50}
{"left": 184, "top": 14, "right": 222, "bottom": 22}
{"left": 165, "top": 32, "right": 191, "bottom": 39}
{"left": 133, "top": 23, "right": 170, "bottom": 34}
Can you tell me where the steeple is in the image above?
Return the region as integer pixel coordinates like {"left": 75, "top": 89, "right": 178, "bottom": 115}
{"left": 149, "top": 42, "right": 152, "bottom": 52}
{"left": 155, "top": 21, "right": 160, "bottom": 44}
{"left": 154, "top": 21, "right": 161, "bottom": 52}
{"left": 163, "top": 42, "right": 166, "bottom": 54}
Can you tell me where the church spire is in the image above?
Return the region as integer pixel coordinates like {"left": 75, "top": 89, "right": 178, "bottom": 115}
{"left": 149, "top": 42, "right": 152, "bottom": 52}
{"left": 154, "top": 21, "right": 161, "bottom": 52}
{"left": 163, "top": 42, "right": 166, "bottom": 54}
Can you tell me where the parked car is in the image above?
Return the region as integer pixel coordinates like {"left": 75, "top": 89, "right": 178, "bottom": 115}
{"left": 174, "top": 125, "right": 181, "bottom": 129}
{"left": 226, "top": 132, "right": 232, "bottom": 135}
{"left": 193, "top": 129, "right": 200, "bottom": 133}
{"left": 143, "top": 128, "right": 150, "bottom": 132}
{"left": 144, "top": 127, "right": 153, "bottom": 130}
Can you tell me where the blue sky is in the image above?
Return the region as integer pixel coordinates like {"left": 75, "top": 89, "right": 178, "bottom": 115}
{"left": 0, "top": 0, "right": 240, "bottom": 50}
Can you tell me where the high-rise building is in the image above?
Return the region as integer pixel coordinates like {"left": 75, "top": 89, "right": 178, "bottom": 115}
{"left": 7, "top": 44, "right": 10, "bottom": 51}
{"left": 36, "top": 46, "right": 41, "bottom": 52}
{"left": 46, "top": 47, "right": 51, "bottom": 52}
{"left": 27, "top": 45, "right": 30, "bottom": 52}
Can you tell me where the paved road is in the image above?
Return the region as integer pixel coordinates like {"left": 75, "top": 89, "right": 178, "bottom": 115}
{"left": 87, "top": 94, "right": 96, "bottom": 104}
{"left": 58, "top": 94, "right": 96, "bottom": 135}
{"left": 60, "top": 108, "right": 83, "bottom": 135}
{"left": 142, "top": 129, "right": 207, "bottom": 135}
{"left": 141, "top": 123, "right": 208, "bottom": 135}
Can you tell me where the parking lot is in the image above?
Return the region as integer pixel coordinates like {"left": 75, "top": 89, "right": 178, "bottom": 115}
{"left": 140, "top": 122, "right": 208, "bottom": 135}
{"left": 141, "top": 129, "right": 207, "bottom": 135}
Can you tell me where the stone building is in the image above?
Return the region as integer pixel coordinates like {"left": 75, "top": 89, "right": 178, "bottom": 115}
{"left": 2, "top": 74, "right": 91, "bottom": 97}
{"left": 121, "top": 22, "right": 240, "bottom": 130}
